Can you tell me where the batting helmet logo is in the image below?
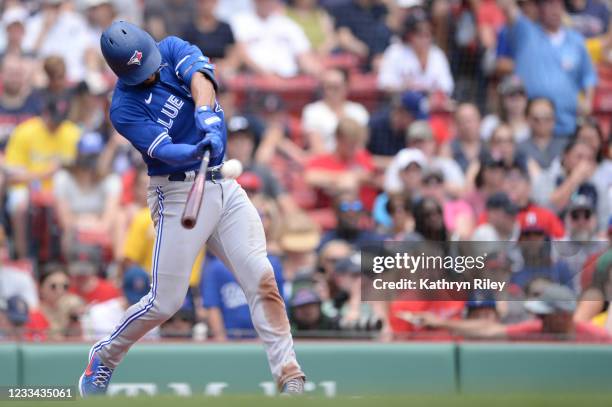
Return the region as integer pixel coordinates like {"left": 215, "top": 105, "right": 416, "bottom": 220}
{"left": 128, "top": 50, "right": 143, "bottom": 66}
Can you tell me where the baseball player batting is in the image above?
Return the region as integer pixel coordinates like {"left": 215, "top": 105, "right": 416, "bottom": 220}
{"left": 78, "top": 21, "right": 304, "bottom": 396}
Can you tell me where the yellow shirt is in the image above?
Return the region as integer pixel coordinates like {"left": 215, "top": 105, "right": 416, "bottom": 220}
{"left": 123, "top": 207, "right": 203, "bottom": 287}
{"left": 5, "top": 117, "right": 80, "bottom": 191}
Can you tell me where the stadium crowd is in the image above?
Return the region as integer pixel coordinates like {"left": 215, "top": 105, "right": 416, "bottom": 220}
{"left": 0, "top": 0, "right": 611, "bottom": 343}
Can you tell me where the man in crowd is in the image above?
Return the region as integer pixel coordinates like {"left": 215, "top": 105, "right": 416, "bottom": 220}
{"left": 231, "top": 0, "right": 320, "bottom": 77}
{"left": 448, "top": 103, "right": 483, "bottom": 173}
{"left": 4, "top": 94, "right": 79, "bottom": 258}
{"left": 0, "top": 54, "right": 41, "bottom": 150}
{"left": 498, "top": 0, "right": 597, "bottom": 136}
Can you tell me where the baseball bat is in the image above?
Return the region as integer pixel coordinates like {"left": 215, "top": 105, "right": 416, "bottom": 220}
{"left": 181, "top": 149, "right": 211, "bottom": 229}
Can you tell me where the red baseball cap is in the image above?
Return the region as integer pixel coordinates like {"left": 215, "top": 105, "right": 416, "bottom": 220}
{"left": 517, "top": 206, "right": 564, "bottom": 238}
{"left": 237, "top": 171, "right": 262, "bottom": 192}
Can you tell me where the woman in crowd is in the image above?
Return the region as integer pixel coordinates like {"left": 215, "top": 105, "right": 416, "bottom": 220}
{"left": 53, "top": 133, "right": 121, "bottom": 257}
{"left": 286, "top": 0, "right": 336, "bottom": 56}
{"left": 480, "top": 75, "right": 530, "bottom": 143}
{"left": 26, "top": 267, "right": 83, "bottom": 341}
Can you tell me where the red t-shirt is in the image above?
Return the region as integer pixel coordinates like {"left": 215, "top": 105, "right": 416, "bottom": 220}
{"left": 505, "top": 319, "right": 611, "bottom": 342}
{"left": 307, "top": 150, "right": 377, "bottom": 210}
{"left": 23, "top": 310, "right": 50, "bottom": 341}
{"left": 72, "top": 278, "right": 121, "bottom": 305}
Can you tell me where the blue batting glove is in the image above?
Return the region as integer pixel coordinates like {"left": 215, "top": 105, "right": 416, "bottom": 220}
{"left": 194, "top": 105, "right": 223, "bottom": 135}
{"left": 197, "top": 131, "right": 224, "bottom": 159}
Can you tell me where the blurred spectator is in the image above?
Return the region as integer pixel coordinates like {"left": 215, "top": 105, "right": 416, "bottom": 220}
{"left": 573, "top": 119, "right": 610, "bottom": 193}
{"left": 329, "top": 251, "right": 381, "bottom": 328}
{"left": 286, "top": 0, "right": 337, "bottom": 56}
{"left": 367, "top": 91, "right": 428, "bottom": 167}
{"left": 382, "top": 192, "right": 414, "bottom": 238}
{"left": 182, "top": 0, "right": 240, "bottom": 75}
{"left": 290, "top": 288, "right": 339, "bottom": 334}
{"left": 278, "top": 211, "right": 321, "bottom": 297}
{"left": 565, "top": 0, "right": 610, "bottom": 39}
{"left": 216, "top": 0, "right": 255, "bottom": 23}
{"left": 330, "top": 0, "right": 392, "bottom": 67}
{"left": 68, "top": 244, "right": 120, "bottom": 305}
{"left": 4, "top": 94, "right": 78, "bottom": 259}
{"left": 559, "top": 194, "right": 608, "bottom": 289}
{"left": 0, "top": 54, "right": 41, "bottom": 150}
{"left": 464, "top": 155, "right": 506, "bottom": 219}
{"left": 29, "top": 267, "right": 84, "bottom": 341}
{"left": 144, "top": 0, "right": 195, "bottom": 39}
{"left": 375, "top": 148, "right": 425, "bottom": 227}
{"left": 53, "top": 132, "right": 121, "bottom": 256}
{"left": 480, "top": 75, "right": 529, "bottom": 143}
{"left": 406, "top": 196, "right": 448, "bottom": 241}
{"left": 225, "top": 116, "right": 293, "bottom": 211}
{"left": 494, "top": 0, "right": 538, "bottom": 77}
{"left": 487, "top": 124, "right": 538, "bottom": 178}
{"left": 1, "top": 6, "right": 29, "bottom": 58}
{"left": 81, "top": 266, "right": 157, "bottom": 340}
{"left": 472, "top": 192, "right": 520, "bottom": 241}
{"left": 448, "top": 103, "right": 483, "bottom": 172}
{"left": 319, "top": 190, "right": 381, "bottom": 249}
{"left": 306, "top": 117, "right": 377, "bottom": 210}
{"left": 419, "top": 283, "right": 610, "bottom": 341}
{"left": 511, "top": 212, "right": 574, "bottom": 290}
{"left": 383, "top": 121, "right": 464, "bottom": 194}
{"left": 202, "top": 252, "right": 285, "bottom": 340}
{"left": 562, "top": 194, "right": 601, "bottom": 243}
{"left": 498, "top": 0, "right": 598, "bottom": 136}
{"left": 23, "top": 0, "right": 96, "bottom": 82}
{"left": 503, "top": 162, "right": 565, "bottom": 239}
{"left": 302, "top": 68, "right": 369, "bottom": 153}
{"left": 83, "top": 0, "right": 117, "bottom": 37}
{"left": 67, "top": 81, "right": 108, "bottom": 135}
{"left": 420, "top": 168, "right": 475, "bottom": 240}
{"left": 533, "top": 139, "right": 608, "bottom": 230}
{"left": 0, "top": 262, "right": 39, "bottom": 310}
{"left": 378, "top": 9, "right": 454, "bottom": 95}
{"left": 231, "top": 0, "right": 320, "bottom": 77}
{"left": 574, "top": 230, "right": 612, "bottom": 326}
{"left": 0, "top": 295, "right": 29, "bottom": 340}
{"left": 42, "top": 55, "right": 70, "bottom": 98}
{"left": 159, "top": 307, "right": 197, "bottom": 338}
{"left": 518, "top": 98, "right": 567, "bottom": 170}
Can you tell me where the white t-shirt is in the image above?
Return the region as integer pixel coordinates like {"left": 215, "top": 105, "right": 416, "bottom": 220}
{"left": 23, "top": 11, "right": 94, "bottom": 82}
{"left": 231, "top": 12, "right": 310, "bottom": 77}
{"left": 81, "top": 298, "right": 159, "bottom": 341}
{"left": 377, "top": 42, "right": 454, "bottom": 95}
{"left": 301, "top": 100, "right": 369, "bottom": 152}
{"left": 0, "top": 266, "right": 39, "bottom": 309}
{"left": 53, "top": 170, "right": 121, "bottom": 216}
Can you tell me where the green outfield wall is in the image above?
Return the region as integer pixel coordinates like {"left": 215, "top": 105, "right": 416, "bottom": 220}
{"left": 1, "top": 342, "right": 611, "bottom": 396}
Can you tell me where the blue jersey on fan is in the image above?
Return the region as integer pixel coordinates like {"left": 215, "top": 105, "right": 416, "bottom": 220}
{"left": 109, "top": 36, "right": 226, "bottom": 175}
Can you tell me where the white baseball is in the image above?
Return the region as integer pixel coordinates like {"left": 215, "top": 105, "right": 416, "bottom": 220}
{"left": 221, "top": 159, "right": 243, "bottom": 179}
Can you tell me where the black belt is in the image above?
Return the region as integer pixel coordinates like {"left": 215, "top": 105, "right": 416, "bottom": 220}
{"left": 167, "top": 169, "right": 223, "bottom": 182}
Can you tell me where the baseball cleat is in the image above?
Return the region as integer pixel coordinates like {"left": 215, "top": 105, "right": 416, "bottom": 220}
{"left": 78, "top": 352, "right": 114, "bottom": 397}
{"left": 281, "top": 377, "right": 305, "bottom": 395}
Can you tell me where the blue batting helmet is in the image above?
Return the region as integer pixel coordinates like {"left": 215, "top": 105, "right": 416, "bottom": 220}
{"left": 100, "top": 21, "right": 161, "bottom": 86}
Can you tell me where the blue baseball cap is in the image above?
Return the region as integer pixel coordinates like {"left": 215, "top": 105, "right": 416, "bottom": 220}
{"left": 5, "top": 295, "right": 29, "bottom": 326}
{"left": 77, "top": 132, "right": 105, "bottom": 155}
{"left": 400, "top": 91, "right": 428, "bottom": 120}
{"left": 122, "top": 267, "right": 150, "bottom": 305}
{"left": 100, "top": 21, "right": 161, "bottom": 86}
